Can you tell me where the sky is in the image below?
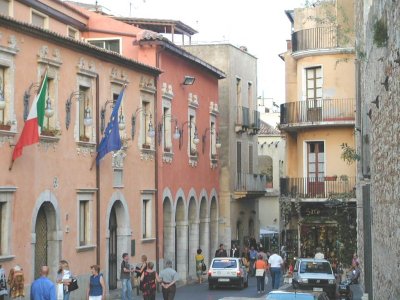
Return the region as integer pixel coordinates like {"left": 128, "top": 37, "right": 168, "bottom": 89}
{"left": 72, "top": 0, "right": 305, "bottom": 104}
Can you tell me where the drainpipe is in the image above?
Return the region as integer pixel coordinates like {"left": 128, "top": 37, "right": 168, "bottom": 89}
{"left": 155, "top": 45, "right": 165, "bottom": 275}
{"left": 95, "top": 74, "right": 100, "bottom": 265}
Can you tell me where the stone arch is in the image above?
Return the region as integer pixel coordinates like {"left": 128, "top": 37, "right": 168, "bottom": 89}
{"left": 174, "top": 191, "right": 187, "bottom": 282}
{"left": 187, "top": 192, "right": 198, "bottom": 280}
{"left": 162, "top": 188, "right": 174, "bottom": 267}
{"left": 198, "top": 189, "right": 210, "bottom": 264}
{"left": 209, "top": 195, "right": 219, "bottom": 260}
{"left": 31, "top": 190, "right": 62, "bottom": 282}
{"left": 248, "top": 218, "right": 255, "bottom": 238}
{"left": 105, "top": 191, "right": 131, "bottom": 290}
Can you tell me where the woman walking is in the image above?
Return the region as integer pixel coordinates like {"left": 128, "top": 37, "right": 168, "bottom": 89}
{"left": 254, "top": 254, "right": 267, "bottom": 294}
{"left": 87, "top": 265, "right": 105, "bottom": 300}
{"left": 140, "top": 262, "right": 159, "bottom": 300}
{"left": 195, "top": 249, "right": 205, "bottom": 284}
{"left": 56, "top": 260, "right": 72, "bottom": 300}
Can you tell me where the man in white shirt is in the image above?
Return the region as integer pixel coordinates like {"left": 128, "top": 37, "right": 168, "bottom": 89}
{"left": 314, "top": 247, "right": 325, "bottom": 259}
{"left": 268, "top": 251, "right": 284, "bottom": 289}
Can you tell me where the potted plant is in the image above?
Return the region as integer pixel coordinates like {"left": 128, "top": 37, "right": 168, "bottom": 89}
{"left": 79, "top": 135, "right": 90, "bottom": 142}
{"left": 0, "top": 121, "right": 11, "bottom": 131}
{"left": 142, "top": 143, "right": 151, "bottom": 149}
{"left": 41, "top": 128, "right": 60, "bottom": 137}
{"left": 324, "top": 175, "right": 338, "bottom": 181}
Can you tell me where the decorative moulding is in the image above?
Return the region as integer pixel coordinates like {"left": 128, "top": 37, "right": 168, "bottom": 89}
{"left": 37, "top": 46, "right": 62, "bottom": 68}
{"left": 77, "top": 57, "right": 97, "bottom": 78}
{"left": 139, "top": 76, "right": 156, "bottom": 94}
{"left": 110, "top": 67, "right": 129, "bottom": 85}
{"left": 0, "top": 34, "right": 18, "bottom": 55}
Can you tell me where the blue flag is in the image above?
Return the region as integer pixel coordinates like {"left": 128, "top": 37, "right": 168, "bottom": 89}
{"left": 96, "top": 86, "right": 126, "bottom": 164}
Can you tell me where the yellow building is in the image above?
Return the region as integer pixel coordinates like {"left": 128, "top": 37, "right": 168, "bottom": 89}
{"left": 279, "top": 0, "right": 357, "bottom": 264}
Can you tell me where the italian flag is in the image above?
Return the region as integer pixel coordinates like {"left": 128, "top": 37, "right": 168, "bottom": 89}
{"left": 12, "top": 72, "right": 48, "bottom": 161}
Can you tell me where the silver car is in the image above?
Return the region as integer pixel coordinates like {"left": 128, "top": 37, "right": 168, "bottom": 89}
{"left": 292, "top": 258, "right": 336, "bottom": 298}
{"left": 207, "top": 257, "right": 249, "bottom": 289}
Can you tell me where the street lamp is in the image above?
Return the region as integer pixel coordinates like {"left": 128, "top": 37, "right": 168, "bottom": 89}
{"left": 65, "top": 91, "right": 93, "bottom": 130}
{"left": 178, "top": 121, "right": 198, "bottom": 150}
{"left": 157, "top": 114, "right": 180, "bottom": 146}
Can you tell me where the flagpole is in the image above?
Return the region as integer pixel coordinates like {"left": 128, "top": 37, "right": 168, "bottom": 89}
{"left": 8, "top": 159, "right": 14, "bottom": 171}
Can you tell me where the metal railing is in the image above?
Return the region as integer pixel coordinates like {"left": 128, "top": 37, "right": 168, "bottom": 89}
{"left": 280, "top": 176, "right": 356, "bottom": 199}
{"left": 235, "top": 172, "right": 267, "bottom": 192}
{"left": 292, "top": 26, "right": 351, "bottom": 52}
{"left": 280, "top": 98, "right": 355, "bottom": 125}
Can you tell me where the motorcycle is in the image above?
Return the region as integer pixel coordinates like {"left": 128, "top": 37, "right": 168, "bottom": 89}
{"left": 338, "top": 277, "right": 353, "bottom": 300}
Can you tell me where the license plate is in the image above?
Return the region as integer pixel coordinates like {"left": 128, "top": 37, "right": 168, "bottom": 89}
{"left": 313, "top": 287, "right": 323, "bottom": 292}
{"left": 218, "top": 278, "right": 229, "bottom": 282}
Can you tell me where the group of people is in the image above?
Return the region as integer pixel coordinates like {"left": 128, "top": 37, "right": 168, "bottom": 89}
{"left": 214, "top": 243, "right": 285, "bottom": 293}
{"left": 29, "top": 261, "right": 105, "bottom": 300}
{"left": 122, "top": 253, "right": 179, "bottom": 300}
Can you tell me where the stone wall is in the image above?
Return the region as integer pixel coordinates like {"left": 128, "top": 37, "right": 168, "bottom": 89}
{"left": 355, "top": 0, "right": 400, "bottom": 299}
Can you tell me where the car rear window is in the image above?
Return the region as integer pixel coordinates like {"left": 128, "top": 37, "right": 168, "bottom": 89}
{"left": 300, "top": 262, "right": 332, "bottom": 274}
{"left": 212, "top": 259, "right": 238, "bottom": 268}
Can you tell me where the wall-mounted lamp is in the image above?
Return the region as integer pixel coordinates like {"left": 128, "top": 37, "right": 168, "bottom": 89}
{"left": 182, "top": 76, "right": 195, "bottom": 86}
{"left": 178, "top": 121, "right": 199, "bottom": 149}
{"left": 201, "top": 127, "right": 222, "bottom": 154}
{"left": 23, "top": 82, "right": 40, "bottom": 121}
{"left": 131, "top": 107, "right": 155, "bottom": 141}
{"left": 157, "top": 114, "right": 180, "bottom": 146}
{"left": 118, "top": 111, "right": 126, "bottom": 131}
{"left": 100, "top": 99, "right": 115, "bottom": 133}
{"left": 65, "top": 91, "right": 93, "bottom": 130}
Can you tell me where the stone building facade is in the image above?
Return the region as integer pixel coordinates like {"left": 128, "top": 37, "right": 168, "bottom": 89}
{"left": 355, "top": 0, "right": 400, "bottom": 299}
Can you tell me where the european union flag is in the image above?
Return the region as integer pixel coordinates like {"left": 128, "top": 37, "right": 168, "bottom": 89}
{"left": 96, "top": 86, "right": 126, "bottom": 164}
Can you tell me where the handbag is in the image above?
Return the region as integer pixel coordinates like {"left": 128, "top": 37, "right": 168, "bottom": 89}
{"left": 201, "top": 261, "right": 207, "bottom": 272}
{"left": 255, "top": 269, "right": 265, "bottom": 277}
{"left": 67, "top": 278, "right": 78, "bottom": 292}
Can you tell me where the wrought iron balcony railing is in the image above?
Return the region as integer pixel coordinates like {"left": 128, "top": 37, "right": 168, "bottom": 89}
{"left": 280, "top": 98, "right": 355, "bottom": 127}
{"left": 292, "top": 26, "right": 353, "bottom": 52}
{"left": 280, "top": 176, "right": 356, "bottom": 199}
{"left": 235, "top": 172, "right": 267, "bottom": 192}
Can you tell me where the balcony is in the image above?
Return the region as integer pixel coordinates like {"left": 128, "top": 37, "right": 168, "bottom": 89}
{"left": 280, "top": 176, "right": 356, "bottom": 199}
{"left": 279, "top": 98, "right": 355, "bottom": 131}
{"left": 292, "top": 26, "right": 353, "bottom": 53}
{"left": 234, "top": 172, "right": 267, "bottom": 199}
{"left": 235, "top": 106, "right": 250, "bottom": 133}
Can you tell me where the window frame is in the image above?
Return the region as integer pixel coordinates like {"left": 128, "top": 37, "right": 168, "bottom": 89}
{"left": 31, "top": 8, "right": 49, "bottom": 29}
{"left": 142, "top": 198, "right": 152, "bottom": 239}
{"left": 76, "top": 191, "right": 95, "bottom": 251}
{"left": 86, "top": 37, "right": 122, "bottom": 55}
{"left": 67, "top": 26, "right": 79, "bottom": 40}
{"left": 0, "top": 0, "right": 12, "bottom": 17}
{"left": 0, "top": 187, "right": 15, "bottom": 259}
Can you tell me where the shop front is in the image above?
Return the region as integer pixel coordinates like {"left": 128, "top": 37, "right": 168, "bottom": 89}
{"left": 282, "top": 200, "right": 357, "bottom": 266}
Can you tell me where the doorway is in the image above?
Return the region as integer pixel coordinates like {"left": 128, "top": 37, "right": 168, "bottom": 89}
{"left": 108, "top": 206, "right": 117, "bottom": 290}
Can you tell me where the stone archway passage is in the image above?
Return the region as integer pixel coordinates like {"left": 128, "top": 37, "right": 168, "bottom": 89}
{"left": 188, "top": 197, "right": 198, "bottom": 280}
{"left": 34, "top": 206, "right": 48, "bottom": 279}
{"left": 108, "top": 206, "right": 118, "bottom": 290}
{"left": 175, "top": 198, "right": 187, "bottom": 280}
{"left": 209, "top": 197, "right": 218, "bottom": 259}
{"left": 163, "top": 199, "right": 174, "bottom": 265}
{"left": 199, "top": 197, "right": 209, "bottom": 265}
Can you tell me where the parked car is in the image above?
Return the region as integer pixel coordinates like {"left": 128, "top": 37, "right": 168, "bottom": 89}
{"left": 292, "top": 258, "right": 336, "bottom": 298}
{"left": 207, "top": 257, "right": 248, "bottom": 289}
{"left": 266, "top": 290, "right": 330, "bottom": 300}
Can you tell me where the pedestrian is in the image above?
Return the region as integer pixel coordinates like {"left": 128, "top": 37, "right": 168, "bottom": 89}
{"left": 139, "top": 254, "right": 148, "bottom": 275}
{"left": 350, "top": 261, "right": 361, "bottom": 284}
{"left": 0, "top": 265, "right": 7, "bottom": 300}
{"left": 195, "top": 249, "right": 205, "bottom": 284}
{"left": 352, "top": 253, "right": 359, "bottom": 266}
{"left": 158, "top": 259, "right": 179, "bottom": 300}
{"left": 268, "top": 250, "right": 284, "bottom": 289}
{"left": 230, "top": 243, "right": 240, "bottom": 258}
{"left": 254, "top": 254, "right": 267, "bottom": 294}
{"left": 314, "top": 247, "right": 325, "bottom": 259}
{"left": 140, "top": 262, "right": 159, "bottom": 300}
{"left": 214, "top": 243, "right": 227, "bottom": 257}
{"left": 120, "top": 253, "right": 133, "bottom": 300}
{"left": 30, "top": 266, "right": 56, "bottom": 300}
{"left": 249, "top": 246, "right": 258, "bottom": 276}
{"left": 56, "top": 260, "right": 73, "bottom": 300}
{"left": 8, "top": 265, "right": 25, "bottom": 299}
{"left": 241, "top": 253, "right": 250, "bottom": 273}
{"left": 87, "top": 265, "right": 105, "bottom": 300}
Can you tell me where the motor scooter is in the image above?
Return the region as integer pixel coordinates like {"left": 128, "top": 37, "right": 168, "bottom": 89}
{"left": 338, "top": 277, "right": 353, "bottom": 300}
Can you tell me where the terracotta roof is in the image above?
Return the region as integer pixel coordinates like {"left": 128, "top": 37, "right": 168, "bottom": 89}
{"left": 0, "top": 15, "right": 161, "bottom": 75}
{"left": 258, "top": 120, "right": 280, "bottom": 135}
